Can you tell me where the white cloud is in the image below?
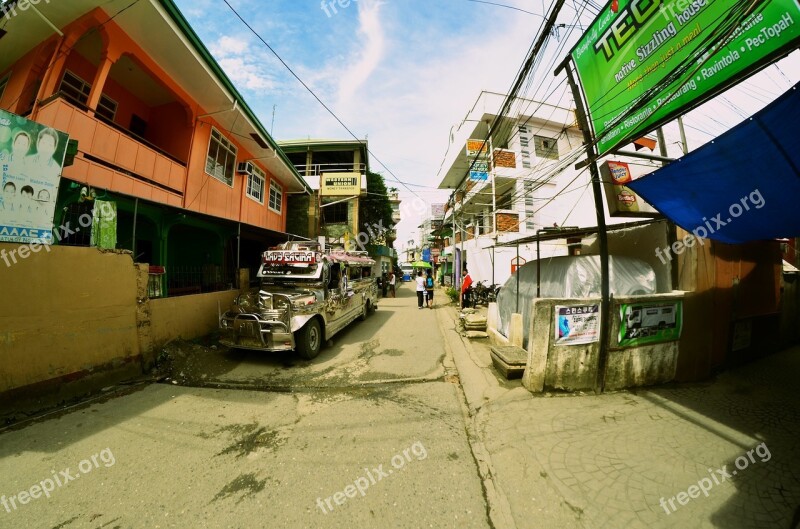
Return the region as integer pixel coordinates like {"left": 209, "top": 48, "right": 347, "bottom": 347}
{"left": 335, "top": 0, "right": 386, "bottom": 109}
{"left": 209, "top": 35, "right": 276, "bottom": 91}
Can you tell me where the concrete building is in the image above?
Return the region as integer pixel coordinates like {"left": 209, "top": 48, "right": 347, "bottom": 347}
{"left": 280, "top": 139, "right": 397, "bottom": 276}
{"left": 436, "top": 91, "right": 601, "bottom": 287}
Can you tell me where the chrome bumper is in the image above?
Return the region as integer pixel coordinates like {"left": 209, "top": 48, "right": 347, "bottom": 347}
{"left": 219, "top": 309, "right": 295, "bottom": 352}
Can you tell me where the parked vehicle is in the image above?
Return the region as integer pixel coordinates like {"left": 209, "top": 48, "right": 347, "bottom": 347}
{"left": 219, "top": 241, "right": 378, "bottom": 359}
{"left": 473, "top": 281, "right": 501, "bottom": 306}
{"left": 400, "top": 263, "right": 413, "bottom": 282}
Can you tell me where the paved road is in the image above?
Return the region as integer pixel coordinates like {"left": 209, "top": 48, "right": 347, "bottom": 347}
{"left": 0, "top": 283, "right": 490, "bottom": 529}
{"left": 164, "top": 281, "right": 445, "bottom": 389}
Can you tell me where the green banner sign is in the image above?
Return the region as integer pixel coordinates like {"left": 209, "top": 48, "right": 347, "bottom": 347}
{"left": 618, "top": 301, "right": 682, "bottom": 347}
{"left": 571, "top": 0, "right": 800, "bottom": 155}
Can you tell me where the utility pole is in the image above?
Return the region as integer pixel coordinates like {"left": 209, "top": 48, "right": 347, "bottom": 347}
{"left": 487, "top": 119, "right": 497, "bottom": 287}
{"left": 558, "top": 60, "right": 611, "bottom": 394}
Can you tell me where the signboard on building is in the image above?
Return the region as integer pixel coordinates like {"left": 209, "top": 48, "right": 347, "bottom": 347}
{"left": 618, "top": 301, "right": 683, "bottom": 347}
{"left": 469, "top": 160, "right": 489, "bottom": 181}
{"left": 431, "top": 203, "right": 446, "bottom": 219}
{"left": 466, "top": 139, "right": 489, "bottom": 158}
{"left": 320, "top": 172, "right": 362, "bottom": 196}
{"left": 600, "top": 160, "right": 659, "bottom": 217}
{"left": 0, "top": 110, "right": 69, "bottom": 244}
{"left": 555, "top": 304, "right": 600, "bottom": 345}
{"left": 570, "top": 0, "right": 800, "bottom": 155}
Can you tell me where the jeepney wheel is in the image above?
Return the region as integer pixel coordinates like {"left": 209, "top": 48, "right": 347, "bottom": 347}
{"left": 296, "top": 319, "right": 322, "bottom": 360}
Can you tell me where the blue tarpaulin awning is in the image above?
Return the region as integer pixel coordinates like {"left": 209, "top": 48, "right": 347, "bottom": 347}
{"left": 627, "top": 83, "right": 800, "bottom": 244}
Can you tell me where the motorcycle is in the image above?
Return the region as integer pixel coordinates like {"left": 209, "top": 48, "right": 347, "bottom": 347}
{"left": 472, "top": 281, "right": 501, "bottom": 306}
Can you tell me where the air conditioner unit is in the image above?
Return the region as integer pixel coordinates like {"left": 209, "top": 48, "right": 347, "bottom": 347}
{"left": 236, "top": 161, "right": 254, "bottom": 175}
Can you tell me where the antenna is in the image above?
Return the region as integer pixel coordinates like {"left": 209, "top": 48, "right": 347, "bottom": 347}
{"left": 271, "top": 104, "right": 276, "bottom": 134}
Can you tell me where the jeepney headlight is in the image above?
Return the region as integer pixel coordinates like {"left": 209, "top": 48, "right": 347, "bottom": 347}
{"left": 235, "top": 294, "right": 249, "bottom": 309}
{"left": 274, "top": 297, "right": 289, "bottom": 310}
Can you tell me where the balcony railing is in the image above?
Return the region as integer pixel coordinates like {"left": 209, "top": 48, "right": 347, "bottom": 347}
{"left": 35, "top": 95, "right": 187, "bottom": 197}
{"left": 294, "top": 163, "right": 366, "bottom": 176}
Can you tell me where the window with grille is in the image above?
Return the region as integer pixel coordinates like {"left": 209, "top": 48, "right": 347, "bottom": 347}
{"left": 60, "top": 70, "right": 117, "bottom": 120}
{"left": 60, "top": 71, "right": 90, "bottom": 105}
{"left": 268, "top": 180, "right": 282, "bottom": 213}
{"left": 205, "top": 128, "right": 237, "bottom": 186}
{"left": 534, "top": 135, "right": 559, "bottom": 160}
{"left": 0, "top": 73, "right": 9, "bottom": 102}
{"left": 246, "top": 165, "right": 265, "bottom": 203}
{"left": 524, "top": 181, "right": 536, "bottom": 230}
{"left": 247, "top": 165, "right": 267, "bottom": 204}
{"left": 518, "top": 124, "right": 532, "bottom": 168}
{"left": 96, "top": 95, "right": 117, "bottom": 121}
{"left": 323, "top": 201, "right": 347, "bottom": 224}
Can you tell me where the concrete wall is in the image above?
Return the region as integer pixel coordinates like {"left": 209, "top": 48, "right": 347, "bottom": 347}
{"left": 149, "top": 290, "right": 238, "bottom": 351}
{"left": 522, "top": 292, "right": 684, "bottom": 393}
{"left": 605, "top": 294, "right": 683, "bottom": 391}
{"left": 0, "top": 244, "right": 141, "bottom": 394}
{"left": 1, "top": 243, "right": 242, "bottom": 398}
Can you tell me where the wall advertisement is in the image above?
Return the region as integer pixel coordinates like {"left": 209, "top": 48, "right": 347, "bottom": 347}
{"left": 0, "top": 110, "right": 69, "bottom": 244}
{"left": 571, "top": 0, "right": 800, "bottom": 155}
{"left": 618, "top": 301, "right": 683, "bottom": 347}
{"left": 555, "top": 304, "right": 600, "bottom": 345}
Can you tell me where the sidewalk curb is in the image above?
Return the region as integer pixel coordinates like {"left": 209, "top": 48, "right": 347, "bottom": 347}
{"left": 435, "top": 301, "right": 517, "bottom": 529}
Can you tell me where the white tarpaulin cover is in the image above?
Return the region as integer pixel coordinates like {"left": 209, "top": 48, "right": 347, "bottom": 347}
{"left": 497, "top": 255, "right": 657, "bottom": 347}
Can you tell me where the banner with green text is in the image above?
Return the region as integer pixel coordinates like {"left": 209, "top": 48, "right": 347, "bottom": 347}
{"left": 570, "top": 0, "right": 800, "bottom": 155}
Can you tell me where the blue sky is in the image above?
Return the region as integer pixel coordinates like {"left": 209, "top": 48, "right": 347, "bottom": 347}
{"left": 172, "top": 0, "right": 555, "bottom": 242}
{"left": 172, "top": 0, "right": 800, "bottom": 246}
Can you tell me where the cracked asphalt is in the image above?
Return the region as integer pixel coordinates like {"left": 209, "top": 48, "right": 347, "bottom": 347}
{"left": 0, "top": 283, "right": 490, "bottom": 529}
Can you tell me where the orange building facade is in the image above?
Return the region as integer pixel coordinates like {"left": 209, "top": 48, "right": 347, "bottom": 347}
{"left": 0, "top": 0, "right": 310, "bottom": 294}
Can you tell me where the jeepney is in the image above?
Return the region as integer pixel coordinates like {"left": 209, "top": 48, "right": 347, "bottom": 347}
{"left": 219, "top": 241, "right": 378, "bottom": 359}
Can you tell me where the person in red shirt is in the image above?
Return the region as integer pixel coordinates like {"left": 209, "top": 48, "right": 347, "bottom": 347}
{"left": 460, "top": 268, "right": 473, "bottom": 309}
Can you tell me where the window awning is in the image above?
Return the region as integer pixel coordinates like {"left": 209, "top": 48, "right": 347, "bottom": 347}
{"left": 627, "top": 82, "right": 800, "bottom": 245}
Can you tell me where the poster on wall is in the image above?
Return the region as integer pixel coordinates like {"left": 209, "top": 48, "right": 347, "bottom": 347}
{"left": 618, "top": 301, "right": 683, "bottom": 347}
{"left": 0, "top": 109, "right": 69, "bottom": 244}
{"left": 554, "top": 304, "right": 600, "bottom": 346}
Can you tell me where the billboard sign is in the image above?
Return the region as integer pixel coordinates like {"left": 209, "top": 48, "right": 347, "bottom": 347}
{"left": 600, "top": 160, "right": 659, "bottom": 217}
{"left": 466, "top": 139, "right": 489, "bottom": 158}
{"left": 469, "top": 160, "right": 489, "bottom": 181}
{"left": 571, "top": 0, "right": 800, "bottom": 155}
{"left": 618, "top": 301, "right": 683, "bottom": 347}
{"left": 321, "top": 172, "right": 362, "bottom": 196}
{"left": 0, "top": 110, "right": 69, "bottom": 244}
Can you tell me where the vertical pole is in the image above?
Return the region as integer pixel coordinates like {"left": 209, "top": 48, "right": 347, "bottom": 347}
{"left": 451, "top": 196, "right": 457, "bottom": 287}
{"left": 132, "top": 197, "right": 138, "bottom": 261}
{"left": 656, "top": 127, "right": 669, "bottom": 165}
{"left": 516, "top": 243, "right": 520, "bottom": 314}
{"left": 677, "top": 116, "right": 689, "bottom": 155}
{"left": 487, "top": 121, "right": 497, "bottom": 286}
{"left": 561, "top": 61, "right": 611, "bottom": 394}
{"left": 236, "top": 222, "right": 241, "bottom": 271}
{"left": 537, "top": 230, "right": 541, "bottom": 298}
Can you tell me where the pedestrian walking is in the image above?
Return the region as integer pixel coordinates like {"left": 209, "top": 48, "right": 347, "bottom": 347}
{"left": 389, "top": 272, "right": 396, "bottom": 298}
{"left": 461, "top": 268, "right": 473, "bottom": 309}
{"left": 425, "top": 271, "right": 434, "bottom": 308}
{"left": 415, "top": 270, "right": 425, "bottom": 309}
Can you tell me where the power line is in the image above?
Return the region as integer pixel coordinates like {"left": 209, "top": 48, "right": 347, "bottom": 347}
{"left": 220, "top": 0, "right": 421, "bottom": 199}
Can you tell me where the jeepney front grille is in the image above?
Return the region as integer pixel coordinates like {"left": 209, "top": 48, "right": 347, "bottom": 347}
{"left": 260, "top": 309, "right": 285, "bottom": 321}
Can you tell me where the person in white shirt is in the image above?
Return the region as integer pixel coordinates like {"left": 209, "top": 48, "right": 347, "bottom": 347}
{"left": 415, "top": 270, "right": 425, "bottom": 309}
{"left": 389, "top": 272, "right": 396, "bottom": 298}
